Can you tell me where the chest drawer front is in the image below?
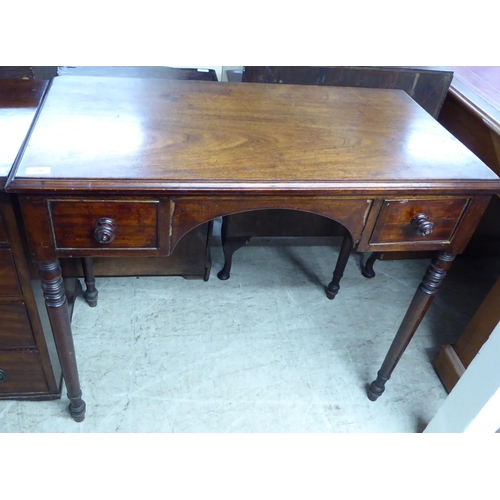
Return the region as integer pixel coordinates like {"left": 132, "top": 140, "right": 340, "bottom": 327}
{"left": 49, "top": 200, "right": 159, "bottom": 250}
{"left": 0, "top": 350, "right": 48, "bottom": 395}
{"left": 370, "top": 198, "right": 469, "bottom": 245}
{"left": 0, "top": 249, "right": 22, "bottom": 296}
{"left": 0, "top": 302, "right": 36, "bottom": 348}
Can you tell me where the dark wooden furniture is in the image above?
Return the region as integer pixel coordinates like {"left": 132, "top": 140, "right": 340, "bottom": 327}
{"left": 6, "top": 76, "right": 499, "bottom": 422}
{"left": 0, "top": 66, "right": 58, "bottom": 81}
{"left": 434, "top": 67, "right": 500, "bottom": 391}
{"left": 217, "top": 66, "right": 454, "bottom": 282}
{"left": 55, "top": 67, "right": 219, "bottom": 306}
{"left": 0, "top": 79, "right": 65, "bottom": 400}
{"left": 57, "top": 66, "right": 218, "bottom": 81}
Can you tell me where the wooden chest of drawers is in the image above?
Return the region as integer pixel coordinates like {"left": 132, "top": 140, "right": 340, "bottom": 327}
{"left": 0, "top": 79, "right": 64, "bottom": 400}
{"left": 0, "top": 192, "right": 64, "bottom": 399}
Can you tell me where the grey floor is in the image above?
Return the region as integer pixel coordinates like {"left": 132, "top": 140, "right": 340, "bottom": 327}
{"left": 1, "top": 226, "right": 498, "bottom": 432}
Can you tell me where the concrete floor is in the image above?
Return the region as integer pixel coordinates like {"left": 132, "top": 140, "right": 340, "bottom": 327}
{"left": 1, "top": 228, "right": 498, "bottom": 432}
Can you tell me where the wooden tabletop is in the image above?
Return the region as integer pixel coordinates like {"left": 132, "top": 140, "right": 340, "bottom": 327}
{"left": 0, "top": 79, "right": 48, "bottom": 186}
{"left": 7, "top": 75, "right": 500, "bottom": 194}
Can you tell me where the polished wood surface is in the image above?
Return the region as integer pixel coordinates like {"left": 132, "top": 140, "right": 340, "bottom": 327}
{"left": 244, "top": 66, "right": 453, "bottom": 119}
{"left": 0, "top": 79, "right": 49, "bottom": 181}
{"left": 224, "top": 66, "right": 455, "bottom": 279}
{"left": 7, "top": 76, "right": 500, "bottom": 421}
{"left": 10, "top": 77, "right": 497, "bottom": 193}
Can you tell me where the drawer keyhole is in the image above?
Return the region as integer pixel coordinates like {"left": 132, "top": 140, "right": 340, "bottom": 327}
{"left": 94, "top": 217, "right": 117, "bottom": 244}
{"left": 411, "top": 214, "right": 434, "bottom": 237}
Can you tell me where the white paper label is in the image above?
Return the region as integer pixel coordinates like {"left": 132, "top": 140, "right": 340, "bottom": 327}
{"left": 25, "top": 167, "right": 51, "bottom": 175}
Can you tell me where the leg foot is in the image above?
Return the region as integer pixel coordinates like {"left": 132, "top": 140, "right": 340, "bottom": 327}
{"left": 326, "top": 232, "right": 353, "bottom": 300}
{"left": 82, "top": 257, "right": 98, "bottom": 307}
{"left": 69, "top": 391, "right": 86, "bottom": 422}
{"left": 367, "top": 372, "right": 389, "bottom": 401}
{"left": 361, "top": 252, "right": 381, "bottom": 279}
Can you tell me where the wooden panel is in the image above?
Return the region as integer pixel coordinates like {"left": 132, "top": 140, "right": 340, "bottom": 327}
{"left": 170, "top": 196, "right": 373, "bottom": 250}
{"left": 0, "top": 350, "right": 48, "bottom": 394}
{"left": 231, "top": 67, "right": 453, "bottom": 254}
{"left": 370, "top": 198, "right": 469, "bottom": 244}
{"left": 60, "top": 222, "right": 212, "bottom": 280}
{"left": 434, "top": 274, "right": 500, "bottom": 393}
{"left": 57, "top": 66, "right": 218, "bottom": 81}
{"left": 0, "top": 79, "right": 49, "bottom": 180}
{"left": 225, "top": 210, "right": 345, "bottom": 238}
{"left": 49, "top": 200, "right": 159, "bottom": 250}
{"left": 243, "top": 66, "right": 453, "bottom": 118}
{"left": 12, "top": 78, "right": 497, "bottom": 194}
{"left": 0, "top": 248, "right": 22, "bottom": 295}
{"left": 433, "top": 345, "right": 466, "bottom": 394}
{"left": 438, "top": 92, "right": 500, "bottom": 175}
{"left": 0, "top": 302, "right": 36, "bottom": 348}
{"left": 0, "top": 66, "right": 58, "bottom": 81}
{"left": 454, "top": 274, "right": 500, "bottom": 367}
{"left": 0, "top": 212, "right": 6, "bottom": 243}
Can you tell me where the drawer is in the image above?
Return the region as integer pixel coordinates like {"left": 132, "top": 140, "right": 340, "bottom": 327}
{"left": 0, "top": 248, "right": 22, "bottom": 296}
{"left": 0, "top": 302, "right": 36, "bottom": 348}
{"left": 0, "top": 350, "right": 48, "bottom": 395}
{"left": 49, "top": 200, "right": 159, "bottom": 250}
{"left": 370, "top": 198, "right": 469, "bottom": 245}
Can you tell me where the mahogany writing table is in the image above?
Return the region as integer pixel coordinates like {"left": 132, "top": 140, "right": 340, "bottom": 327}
{"left": 6, "top": 76, "right": 500, "bottom": 422}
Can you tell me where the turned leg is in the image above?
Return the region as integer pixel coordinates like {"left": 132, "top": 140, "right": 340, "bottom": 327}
{"left": 39, "top": 261, "right": 86, "bottom": 422}
{"left": 368, "top": 251, "right": 455, "bottom": 401}
{"left": 217, "top": 215, "right": 250, "bottom": 280}
{"left": 81, "top": 257, "right": 98, "bottom": 307}
{"left": 361, "top": 252, "right": 381, "bottom": 279}
{"left": 326, "top": 232, "right": 353, "bottom": 300}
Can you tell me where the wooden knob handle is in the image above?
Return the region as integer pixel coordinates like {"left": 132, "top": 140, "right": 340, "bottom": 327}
{"left": 411, "top": 214, "right": 434, "bottom": 237}
{"left": 94, "top": 217, "right": 116, "bottom": 244}
{"left": 0, "top": 369, "right": 7, "bottom": 383}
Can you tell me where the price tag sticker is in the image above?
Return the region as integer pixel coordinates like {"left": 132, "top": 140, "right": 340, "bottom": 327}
{"left": 25, "top": 167, "right": 52, "bottom": 175}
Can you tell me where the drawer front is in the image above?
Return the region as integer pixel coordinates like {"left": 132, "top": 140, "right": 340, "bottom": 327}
{"left": 370, "top": 198, "right": 469, "bottom": 245}
{"left": 0, "top": 302, "right": 36, "bottom": 348}
{"left": 0, "top": 248, "right": 22, "bottom": 296}
{"left": 0, "top": 350, "right": 48, "bottom": 395}
{"left": 49, "top": 200, "right": 159, "bottom": 250}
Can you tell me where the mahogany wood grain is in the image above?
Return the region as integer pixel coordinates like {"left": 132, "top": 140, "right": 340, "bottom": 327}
{"left": 9, "top": 78, "right": 497, "bottom": 193}
{"left": 369, "top": 198, "right": 469, "bottom": 244}
{"left": 0, "top": 79, "right": 49, "bottom": 181}
{"left": 224, "top": 66, "right": 455, "bottom": 277}
{"left": 49, "top": 200, "right": 159, "bottom": 250}
{"left": 0, "top": 302, "right": 36, "bottom": 348}
{"left": 0, "top": 249, "right": 22, "bottom": 295}
{"left": 0, "top": 351, "right": 48, "bottom": 394}
{"left": 6, "top": 77, "right": 500, "bottom": 421}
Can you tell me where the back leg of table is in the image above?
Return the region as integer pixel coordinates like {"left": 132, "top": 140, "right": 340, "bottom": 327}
{"left": 82, "top": 257, "right": 98, "bottom": 307}
{"left": 361, "top": 252, "right": 381, "bottom": 278}
{"left": 326, "top": 232, "right": 353, "bottom": 300}
{"left": 217, "top": 215, "right": 250, "bottom": 281}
